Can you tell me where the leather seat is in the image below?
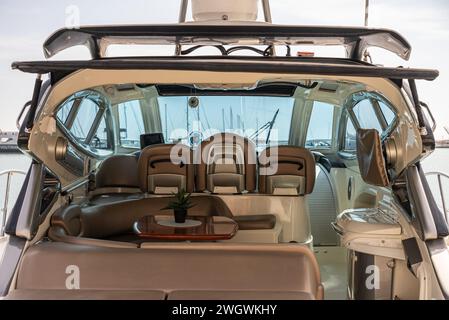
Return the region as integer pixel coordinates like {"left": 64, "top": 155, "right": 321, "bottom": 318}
{"left": 196, "top": 133, "right": 257, "bottom": 194}
{"left": 6, "top": 289, "right": 165, "bottom": 300}
{"left": 168, "top": 290, "right": 315, "bottom": 300}
{"left": 13, "top": 242, "right": 324, "bottom": 300}
{"left": 138, "top": 144, "right": 194, "bottom": 194}
{"left": 195, "top": 133, "right": 276, "bottom": 234}
{"left": 89, "top": 155, "right": 141, "bottom": 203}
{"left": 259, "top": 146, "right": 316, "bottom": 195}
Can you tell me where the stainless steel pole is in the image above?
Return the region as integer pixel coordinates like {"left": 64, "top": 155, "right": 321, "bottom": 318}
{"left": 262, "top": 0, "right": 272, "bottom": 23}
{"left": 437, "top": 174, "right": 448, "bottom": 221}
{"left": 179, "top": 0, "right": 188, "bottom": 23}
{"left": 1, "top": 172, "right": 12, "bottom": 237}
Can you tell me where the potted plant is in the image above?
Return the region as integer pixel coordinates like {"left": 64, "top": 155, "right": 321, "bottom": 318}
{"left": 163, "top": 189, "right": 195, "bottom": 223}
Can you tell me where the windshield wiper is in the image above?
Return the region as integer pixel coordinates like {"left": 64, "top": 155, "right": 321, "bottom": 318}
{"left": 265, "top": 109, "right": 280, "bottom": 145}
{"left": 248, "top": 109, "right": 280, "bottom": 145}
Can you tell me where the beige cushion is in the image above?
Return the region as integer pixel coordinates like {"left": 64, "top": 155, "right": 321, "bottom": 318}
{"left": 138, "top": 144, "right": 194, "bottom": 193}
{"left": 16, "top": 242, "right": 323, "bottom": 300}
{"left": 196, "top": 133, "right": 257, "bottom": 193}
{"left": 259, "top": 146, "right": 316, "bottom": 195}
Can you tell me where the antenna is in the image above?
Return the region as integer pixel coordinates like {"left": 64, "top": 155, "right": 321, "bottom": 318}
{"left": 363, "top": 0, "right": 372, "bottom": 63}
{"left": 444, "top": 126, "right": 449, "bottom": 136}
{"left": 364, "top": 0, "right": 369, "bottom": 27}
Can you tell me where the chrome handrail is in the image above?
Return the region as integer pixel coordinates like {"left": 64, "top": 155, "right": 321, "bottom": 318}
{"left": 425, "top": 171, "right": 449, "bottom": 222}
{"left": 0, "top": 169, "right": 26, "bottom": 237}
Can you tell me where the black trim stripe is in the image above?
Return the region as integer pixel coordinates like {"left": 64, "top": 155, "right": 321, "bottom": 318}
{"left": 12, "top": 58, "right": 439, "bottom": 81}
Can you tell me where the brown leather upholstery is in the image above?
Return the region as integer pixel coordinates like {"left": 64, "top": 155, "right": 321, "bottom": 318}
{"left": 196, "top": 133, "right": 257, "bottom": 193}
{"left": 50, "top": 195, "right": 282, "bottom": 243}
{"left": 233, "top": 214, "right": 276, "bottom": 230}
{"left": 50, "top": 205, "right": 83, "bottom": 236}
{"left": 138, "top": 144, "right": 194, "bottom": 193}
{"left": 6, "top": 289, "right": 313, "bottom": 300}
{"left": 95, "top": 155, "right": 139, "bottom": 189}
{"left": 48, "top": 226, "right": 138, "bottom": 248}
{"left": 356, "top": 128, "right": 389, "bottom": 187}
{"left": 168, "top": 290, "right": 315, "bottom": 300}
{"left": 14, "top": 242, "right": 323, "bottom": 300}
{"left": 49, "top": 196, "right": 234, "bottom": 240}
{"left": 6, "top": 289, "right": 165, "bottom": 300}
{"left": 258, "top": 146, "right": 316, "bottom": 195}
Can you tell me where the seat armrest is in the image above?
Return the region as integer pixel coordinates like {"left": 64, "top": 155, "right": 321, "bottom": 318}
{"left": 51, "top": 205, "right": 82, "bottom": 236}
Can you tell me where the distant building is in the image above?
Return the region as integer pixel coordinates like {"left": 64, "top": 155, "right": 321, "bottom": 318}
{"left": 436, "top": 139, "right": 449, "bottom": 148}
{"left": 0, "top": 131, "right": 20, "bottom": 152}
{"left": 436, "top": 127, "right": 449, "bottom": 148}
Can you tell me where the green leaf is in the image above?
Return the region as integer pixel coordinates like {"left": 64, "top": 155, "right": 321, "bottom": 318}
{"left": 162, "top": 188, "right": 194, "bottom": 210}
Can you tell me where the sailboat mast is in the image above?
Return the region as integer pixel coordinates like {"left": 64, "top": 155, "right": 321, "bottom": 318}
{"left": 230, "top": 107, "right": 233, "bottom": 129}
{"left": 186, "top": 97, "right": 189, "bottom": 133}
{"left": 222, "top": 108, "right": 225, "bottom": 131}
{"left": 164, "top": 104, "right": 168, "bottom": 139}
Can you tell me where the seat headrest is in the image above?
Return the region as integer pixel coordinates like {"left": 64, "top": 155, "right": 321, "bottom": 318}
{"left": 138, "top": 144, "right": 194, "bottom": 194}
{"left": 196, "top": 133, "right": 257, "bottom": 193}
{"left": 259, "top": 146, "right": 316, "bottom": 195}
{"left": 96, "top": 155, "right": 139, "bottom": 189}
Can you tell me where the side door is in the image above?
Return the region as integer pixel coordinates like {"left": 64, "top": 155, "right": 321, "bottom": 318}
{"left": 304, "top": 100, "right": 341, "bottom": 245}
{"left": 332, "top": 92, "right": 398, "bottom": 213}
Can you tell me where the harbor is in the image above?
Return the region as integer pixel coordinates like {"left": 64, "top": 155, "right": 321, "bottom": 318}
{"left": 436, "top": 127, "right": 449, "bottom": 148}
{"left": 0, "top": 0, "right": 449, "bottom": 303}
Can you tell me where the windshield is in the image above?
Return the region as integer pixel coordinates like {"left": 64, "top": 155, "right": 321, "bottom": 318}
{"left": 54, "top": 82, "right": 398, "bottom": 157}
{"left": 157, "top": 96, "right": 294, "bottom": 150}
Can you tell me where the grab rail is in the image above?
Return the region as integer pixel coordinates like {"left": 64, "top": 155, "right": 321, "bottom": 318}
{"left": 425, "top": 171, "right": 449, "bottom": 222}
{"left": 0, "top": 169, "right": 26, "bottom": 236}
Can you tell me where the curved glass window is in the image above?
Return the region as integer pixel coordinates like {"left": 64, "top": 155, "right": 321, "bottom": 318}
{"left": 55, "top": 91, "right": 112, "bottom": 157}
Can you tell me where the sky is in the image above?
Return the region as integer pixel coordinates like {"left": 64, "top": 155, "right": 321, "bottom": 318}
{"left": 0, "top": 0, "right": 448, "bottom": 139}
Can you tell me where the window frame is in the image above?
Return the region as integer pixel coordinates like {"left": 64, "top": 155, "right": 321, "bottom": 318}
{"left": 343, "top": 115, "right": 357, "bottom": 153}
{"left": 117, "top": 99, "right": 146, "bottom": 150}
{"left": 349, "top": 92, "right": 398, "bottom": 137}
{"left": 338, "top": 91, "right": 399, "bottom": 157}
{"left": 305, "top": 100, "right": 337, "bottom": 151}
{"left": 55, "top": 90, "right": 114, "bottom": 158}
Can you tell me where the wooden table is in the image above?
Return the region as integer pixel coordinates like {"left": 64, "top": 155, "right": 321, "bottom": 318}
{"left": 133, "top": 215, "right": 239, "bottom": 241}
